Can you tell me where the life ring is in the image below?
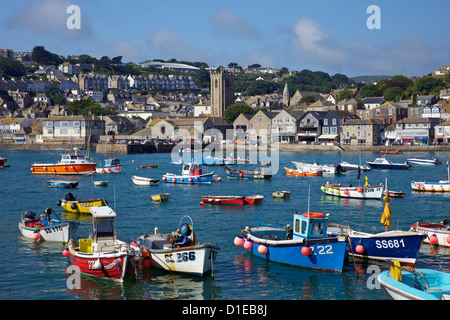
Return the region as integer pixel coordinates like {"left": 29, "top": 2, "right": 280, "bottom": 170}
{"left": 390, "top": 260, "right": 402, "bottom": 282}
{"left": 302, "top": 212, "right": 325, "bottom": 218}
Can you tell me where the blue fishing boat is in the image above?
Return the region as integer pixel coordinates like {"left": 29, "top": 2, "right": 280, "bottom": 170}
{"left": 328, "top": 196, "right": 425, "bottom": 265}
{"left": 224, "top": 165, "right": 272, "bottom": 179}
{"left": 47, "top": 179, "right": 79, "bottom": 188}
{"left": 378, "top": 261, "right": 450, "bottom": 300}
{"left": 235, "top": 211, "right": 347, "bottom": 272}
{"left": 367, "top": 157, "right": 411, "bottom": 170}
{"left": 162, "top": 162, "right": 214, "bottom": 184}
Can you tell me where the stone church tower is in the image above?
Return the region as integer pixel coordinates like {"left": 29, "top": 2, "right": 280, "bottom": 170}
{"left": 283, "top": 82, "right": 290, "bottom": 107}
{"left": 210, "top": 66, "right": 235, "bottom": 118}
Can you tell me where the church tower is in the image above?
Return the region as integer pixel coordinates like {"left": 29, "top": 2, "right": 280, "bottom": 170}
{"left": 210, "top": 66, "right": 235, "bottom": 118}
{"left": 283, "top": 82, "right": 290, "bottom": 107}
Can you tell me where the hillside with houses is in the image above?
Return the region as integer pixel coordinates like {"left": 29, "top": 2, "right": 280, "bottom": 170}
{"left": 1, "top": 46, "right": 449, "bottom": 150}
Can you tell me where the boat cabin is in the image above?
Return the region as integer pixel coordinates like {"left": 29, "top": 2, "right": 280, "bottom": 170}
{"left": 182, "top": 163, "right": 202, "bottom": 176}
{"left": 89, "top": 206, "right": 117, "bottom": 253}
{"left": 293, "top": 211, "right": 328, "bottom": 239}
{"left": 104, "top": 158, "right": 121, "bottom": 167}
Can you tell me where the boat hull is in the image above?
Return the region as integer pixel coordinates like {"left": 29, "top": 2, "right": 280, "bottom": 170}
{"left": 47, "top": 180, "right": 79, "bottom": 188}
{"left": 241, "top": 229, "right": 347, "bottom": 272}
{"left": 285, "top": 167, "right": 322, "bottom": 176}
{"left": 151, "top": 193, "right": 170, "bottom": 202}
{"left": 348, "top": 232, "right": 424, "bottom": 265}
{"left": 163, "top": 173, "right": 214, "bottom": 184}
{"left": 68, "top": 246, "right": 136, "bottom": 282}
{"left": 321, "top": 184, "right": 384, "bottom": 199}
{"left": 201, "top": 196, "right": 245, "bottom": 205}
{"left": 272, "top": 191, "right": 290, "bottom": 199}
{"left": 31, "top": 163, "right": 96, "bottom": 175}
{"left": 19, "top": 221, "right": 78, "bottom": 242}
{"left": 132, "top": 176, "right": 160, "bottom": 186}
{"left": 367, "top": 162, "right": 410, "bottom": 170}
{"left": 411, "top": 181, "right": 450, "bottom": 192}
{"left": 407, "top": 159, "right": 441, "bottom": 165}
{"left": 147, "top": 245, "right": 219, "bottom": 275}
{"left": 61, "top": 199, "right": 107, "bottom": 214}
{"left": 410, "top": 223, "right": 450, "bottom": 247}
{"left": 292, "top": 161, "right": 343, "bottom": 174}
{"left": 95, "top": 165, "right": 123, "bottom": 174}
{"left": 244, "top": 195, "right": 264, "bottom": 204}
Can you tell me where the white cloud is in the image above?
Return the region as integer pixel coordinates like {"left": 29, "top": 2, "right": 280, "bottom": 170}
{"left": 211, "top": 9, "right": 261, "bottom": 38}
{"left": 291, "top": 17, "right": 346, "bottom": 67}
{"left": 6, "top": 0, "right": 92, "bottom": 39}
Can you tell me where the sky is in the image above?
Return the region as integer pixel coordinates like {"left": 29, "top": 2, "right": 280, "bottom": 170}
{"left": 1, "top": 0, "right": 449, "bottom": 78}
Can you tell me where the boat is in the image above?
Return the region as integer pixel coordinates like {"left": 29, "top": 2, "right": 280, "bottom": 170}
{"left": 378, "top": 260, "right": 450, "bottom": 300}
{"left": 381, "top": 149, "right": 403, "bottom": 154}
{"left": 94, "top": 181, "right": 108, "bottom": 187}
{"left": 235, "top": 210, "right": 347, "bottom": 272}
{"left": 366, "top": 157, "right": 411, "bottom": 170}
{"left": 292, "top": 160, "right": 345, "bottom": 174}
{"left": 411, "top": 161, "right": 450, "bottom": 192}
{"left": 201, "top": 196, "right": 245, "bottom": 205}
{"left": 57, "top": 192, "right": 108, "bottom": 214}
{"left": 339, "top": 161, "right": 371, "bottom": 171}
{"left": 384, "top": 190, "right": 406, "bottom": 198}
{"left": 31, "top": 148, "right": 96, "bottom": 175}
{"left": 272, "top": 191, "right": 290, "bottom": 199}
{"left": 321, "top": 180, "right": 384, "bottom": 200}
{"left": 47, "top": 179, "right": 79, "bottom": 188}
{"left": 151, "top": 193, "right": 170, "bottom": 202}
{"left": 409, "top": 219, "right": 450, "bottom": 247}
{"left": 95, "top": 158, "right": 123, "bottom": 174}
{"left": 224, "top": 165, "right": 272, "bottom": 179}
{"left": 328, "top": 196, "right": 425, "bottom": 265}
{"left": 140, "top": 165, "right": 158, "bottom": 168}
{"left": 136, "top": 215, "right": 220, "bottom": 276}
{"left": 244, "top": 195, "right": 264, "bottom": 204}
{"left": 132, "top": 175, "right": 160, "bottom": 186}
{"left": 0, "top": 156, "right": 10, "bottom": 168}
{"left": 407, "top": 158, "right": 442, "bottom": 165}
{"left": 163, "top": 162, "right": 214, "bottom": 184}
{"left": 66, "top": 206, "right": 141, "bottom": 282}
{"left": 19, "top": 207, "right": 79, "bottom": 242}
{"left": 285, "top": 167, "right": 322, "bottom": 176}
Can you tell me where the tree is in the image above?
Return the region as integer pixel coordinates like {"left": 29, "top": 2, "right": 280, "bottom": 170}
{"left": 192, "top": 67, "right": 210, "bottom": 89}
{"left": 336, "top": 88, "right": 353, "bottom": 101}
{"left": 412, "top": 77, "right": 444, "bottom": 95}
{"left": 0, "top": 57, "right": 26, "bottom": 78}
{"left": 383, "top": 87, "right": 404, "bottom": 101}
{"left": 32, "top": 46, "right": 62, "bottom": 65}
{"left": 67, "top": 99, "right": 115, "bottom": 116}
{"left": 299, "top": 96, "right": 315, "bottom": 103}
{"left": 224, "top": 103, "right": 255, "bottom": 122}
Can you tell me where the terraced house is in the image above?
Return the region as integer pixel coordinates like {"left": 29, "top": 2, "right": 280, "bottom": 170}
{"left": 42, "top": 115, "right": 105, "bottom": 144}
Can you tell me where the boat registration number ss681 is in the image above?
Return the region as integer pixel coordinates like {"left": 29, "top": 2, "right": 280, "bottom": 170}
{"left": 375, "top": 239, "right": 405, "bottom": 249}
{"left": 165, "top": 251, "right": 196, "bottom": 263}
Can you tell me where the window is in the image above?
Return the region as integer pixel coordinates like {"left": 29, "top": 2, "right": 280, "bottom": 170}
{"left": 324, "top": 119, "right": 328, "bottom": 125}
{"left": 60, "top": 129, "right": 68, "bottom": 135}
{"left": 332, "top": 118, "right": 336, "bottom": 125}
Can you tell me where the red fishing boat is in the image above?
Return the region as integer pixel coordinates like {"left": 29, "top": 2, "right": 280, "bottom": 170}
{"left": 380, "top": 150, "right": 402, "bottom": 155}
{"left": 0, "top": 156, "right": 10, "bottom": 168}
{"left": 140, "top": 165, "right": 158, "bottom": 168}
{"left": 31, "top": 148, "right": 96, "bottom": 175}
{"left": 65, "top": 206, "right": 141, "bottom": 282}
{"left": 201, "top": 196, "right": 245, "bottom": 205}
{"left": 244, "top": 195, "right": 264, "bottom": 204}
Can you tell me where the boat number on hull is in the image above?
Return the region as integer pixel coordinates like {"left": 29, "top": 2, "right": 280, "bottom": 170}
{"left": 375, "top": 239, "right": 405, "bottom": 249}
{"left": 43, "top": 226, "right": 63, "bottom": 234}
{"left": 165, "top": 251, "right": 196, "bottom": 263}
{"left": 315, "top": 245, "right": 333, "bottom": 254}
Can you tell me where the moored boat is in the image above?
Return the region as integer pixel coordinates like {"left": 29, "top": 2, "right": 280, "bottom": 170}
{"left": 224, "top": 165, "right": 272, "bottom": 179}
{"left": 378, "top": 261, "right": 450, "bottom": 300}
{"left": 409, "top": 219, "right": 450, "bottom": 247}
{"left": 321, "top": 181, "right": 384, "bottom": 199}
{"left": 272, "top": 191, "right": 290, "bottom": 199}
{"left": 140, "top": 165, "right": 158, "bottom": 168}
{"left": 235, "top": 211, "right": 347, "bottom": 272}
{"left": 411, "top": 162, "right": 450, "bottom": 192}
{"left": 384, "top": 190, "right": 406, "bottom": 198}
{"left": 95, "top": 158, "right": 123, "bottom": 174}
{"left": 31, "top": 148, "right": 96, "bottom": 175}
{"left": 163, "top": 162, "right": 214, "bottom": 184}
{"left": 0, "top": 156, "right": 10, "bottom": 168}
{"left": 381, "top": 150, "right": 402, "bottom": 154}
{"left": 66, "top": 206, "right": 141, "bottom": 282}
{"left": 151, "top": 193, "right": 170, "bottom": 202}
{"left": 367, "top": 157, "right": 411, "bottom": 170}
{"left": 244, "top": 195, "right": 264, "bottom": 204}
{"left": 47, "top": 179, "right": 79, "bottom": 188}
{"left": 407, "top": 158, "right": 442, "bottom": 165}
{"left": 339, "top": 161, "right": 370, "bottom": 171}
{"left": 292, "top": 161, "right": 345, "bottom": 174}
{"left": 94, "top": 181, "right": 108, "bottom": 187}
{"left": 136, "top": 215, "right": 220, "bottom": 276}
{"left": 201, "top": 196, "right": 245, "bottom": 205}
{"left": 132, "top": 175, "right": 160, "bottom": 186}
{"left": 19, "top": 208, "right": 79, "bottom": 242}
{"left": 285, "top": 167, "right": 322, "bottom": 176}
{"left": 57, "top": 192, "right": 108, "bottom": 214}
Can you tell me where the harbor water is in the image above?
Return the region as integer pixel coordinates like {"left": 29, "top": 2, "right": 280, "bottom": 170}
{"left": 1, "top": 149, "right": 450, "bottom": 300}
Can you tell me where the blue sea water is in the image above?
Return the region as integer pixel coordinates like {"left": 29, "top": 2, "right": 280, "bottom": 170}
{"left": 1, "top": 149, "right": 450, "bottom": 300}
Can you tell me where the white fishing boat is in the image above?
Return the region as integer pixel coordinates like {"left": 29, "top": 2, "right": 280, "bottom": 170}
{"left": 131, "top": 175, "right": 160, "bottom": 186}
{"left": 292, "top": 161, "right": 345, "bottom": 174}
{"left": 407, "top": 158, "right": 442, "bottom": 165}
{"left": 19, "top": 208, "right": 79, "bottom": 242}
{"left": 321, "top": 180, "right": 384, "bottom": 199}
{"left": 409, "top": 219, "right": 450, "bottom": 247}
{"left": 411, "top": 162, "right": 450, "bottom": 192}
{"left": 339, "top": 161, "right": 371, "bottom": 171}
{"left": 136, "top": 216, "right": 220, "bottom": 276}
